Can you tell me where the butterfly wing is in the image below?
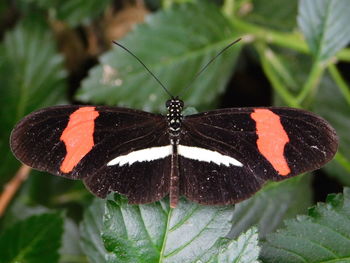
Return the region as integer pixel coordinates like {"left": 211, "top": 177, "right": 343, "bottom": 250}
{"left": 180, "top": 107, "right": 338, "bottom": 205}
{"left": 10, "top": 105, "right": 171, "bottom": 203}
{"left": 11, "top": 105, "right": 338, "bottom": 206}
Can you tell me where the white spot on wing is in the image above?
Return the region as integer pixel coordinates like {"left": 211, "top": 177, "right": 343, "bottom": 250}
{"left": 310, "top": 145, "right": 327, "bottom": 156}
{"left": 178, "top": 145, "right": 243, "bottom": 167}
{"left": 107, "top": 145, "right": 173, "bottom": 166}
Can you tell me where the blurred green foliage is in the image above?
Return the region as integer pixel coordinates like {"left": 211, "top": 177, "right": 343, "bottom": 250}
{"left": 1, "top": 0, "right": 350, "bottom": 262}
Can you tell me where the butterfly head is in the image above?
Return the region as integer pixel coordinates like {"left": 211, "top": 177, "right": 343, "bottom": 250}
{"left": 166, "top": 97, "right": 184, "bottom": 109}
{"left": 166, "top": 97, "right": 184, "bottom": 135}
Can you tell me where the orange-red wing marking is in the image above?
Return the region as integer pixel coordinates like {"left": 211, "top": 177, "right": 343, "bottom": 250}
{"left": 251, "top": 109, "right": 291, "bottom": 176}
{"left": 60, "top": 107, "right": 99, "bottom": 173}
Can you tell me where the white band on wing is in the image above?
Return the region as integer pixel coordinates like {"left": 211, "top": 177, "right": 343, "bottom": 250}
{"left": 107, "top": 145, "right": 173, "bottom": 166}
{"left": 107, "top": 145, "right": 243, "bottom": 168}
{"left": 178, "top": 145, "right": 243, "bottom": 167}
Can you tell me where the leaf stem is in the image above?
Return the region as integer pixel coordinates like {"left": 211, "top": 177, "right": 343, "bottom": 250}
{"left": 232, "top": 18, "right": 350, "bottom": 62}
{"left": 222, "top": 0, "right": 235, "bottom": 17}
{"left": 264, "top": 47, "right": 299, "bottom": 89}
{"left": 338, "top": 48, "right": 350, "bottom": 62}
{"left": 256, "top": 43, "right": 300, "bottom": 108}
{"left": 296, "top": 60, "right": 325, "bottom": 104}
{"left": 334, "top": 152, "right": 350, "bottom": 173}
{"left": 232, "top": 18, "right": 308, "bottom": 53}
{"left": 51, "top": 190, "right": 91, "bottom": 205}
{"left": 158, "top": 207, "right": 173, "bottom": 262}
{"left": 328, "top": 64, "right": 350, "bottom": 107}
{"left": 0, "top": 165, "right": 31, "bottom": 217}
{"left": 162, "top": 0, "right": 172, "bottom": 8}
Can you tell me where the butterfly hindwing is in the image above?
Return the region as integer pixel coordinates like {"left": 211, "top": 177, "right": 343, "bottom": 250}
{"left": 180, "top": 107, "right": 338, "bottom": 205}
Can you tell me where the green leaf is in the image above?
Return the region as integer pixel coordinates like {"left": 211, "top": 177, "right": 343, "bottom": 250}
{"left": 27, "top": 170, "right": 88, "bottom": 207}
{"left": 0, "top": 200, "right": 50, "bottom": 231}
{"left": 0, "top": 213, "right": 64, "bottom": 263}
{"left": 102, "top": 198, "right": 235, "bottom": 263}
{"left": 81, "top": 177, "right": 310, "bottom": 263}
{"left": 60, "top": 218, "right": 85, "bottom": 263}
{"left": 0, "top": 0, "right": 9, "bottom": 15}
{"left": 1, "top": 191, "right": 84, "bottom": 262}
{"left": 80, "top": 198, "right": 109, "bottom": 263}
{"left": 20, "top": 0, "right": 112, "bottom": 27}
{"left": 215, "top": 227, "right": 260, "bottom": 263}
{"left": 244, "top": 0, "right": 298, "bottom": 32}
{"left": 261, "top": 188, "right": 350, "bottom": 262}
{"left": 229, "top": 175, "right": 312, "bottom": 239}
{"left": 0, "top": 21, "right": 66, "bottom": 185}
{"left": 77, "top": 2, "right": 240, "bottom": 112}
{"left": 298, "top": 0, "right": 350, "bottom": 61}
{"left": 162, "top": 0, "right": 195, "bottom": 8}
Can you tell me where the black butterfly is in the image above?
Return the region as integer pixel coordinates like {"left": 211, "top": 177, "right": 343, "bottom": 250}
{"left": 10, "top": 41, "right": 338, "bottom": 207}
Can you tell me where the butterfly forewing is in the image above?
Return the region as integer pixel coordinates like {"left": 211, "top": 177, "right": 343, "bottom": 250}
{"left": 179, "top": 107, "right": 338, "bottom": 205}
{"left": 11, "top": 106, "right": 79, "bottom": 177}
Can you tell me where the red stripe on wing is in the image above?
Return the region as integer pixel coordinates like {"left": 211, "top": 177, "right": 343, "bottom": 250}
{"left": 251, "top": 109, "right": 291, "bottom": 176}
{"left": 60, "top": 107, "right": 99, "bottom": 173}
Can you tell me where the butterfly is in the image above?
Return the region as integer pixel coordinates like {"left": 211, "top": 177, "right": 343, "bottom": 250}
{"left": 10, "top": 41, "right": 338, "bottom": 208}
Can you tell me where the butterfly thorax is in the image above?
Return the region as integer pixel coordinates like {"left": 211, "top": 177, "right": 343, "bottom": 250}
{"left": 166, "top": 98, "right": 184, "bottom": 142}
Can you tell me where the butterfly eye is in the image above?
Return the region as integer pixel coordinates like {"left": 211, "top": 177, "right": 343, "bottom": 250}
{"left": 165, "top": 100, "right": 171, "bottom": 108}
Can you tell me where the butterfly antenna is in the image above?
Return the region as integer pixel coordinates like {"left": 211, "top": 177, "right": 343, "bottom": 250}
{"left": 113, "top": 41, "right": 173, "bottom": 98}
{"left": 179, "top": 38, "right": 242, "bottom": 97}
